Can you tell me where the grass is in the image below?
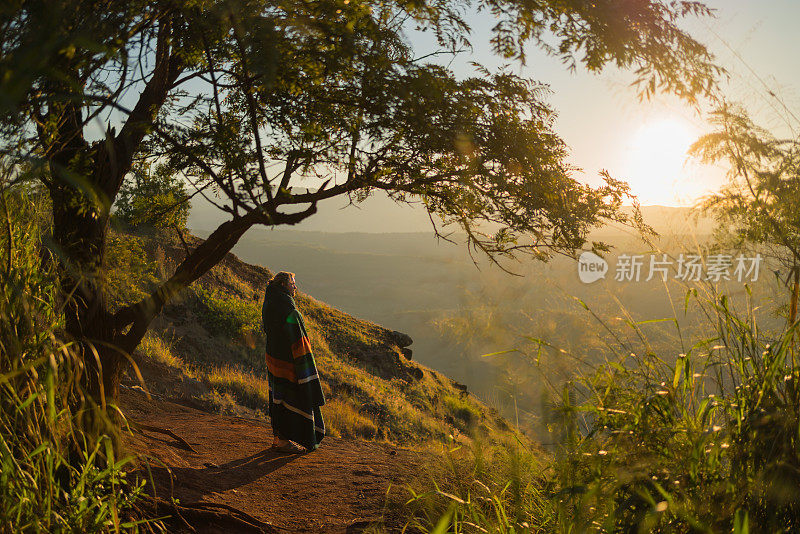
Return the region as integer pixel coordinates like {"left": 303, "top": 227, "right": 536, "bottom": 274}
{"left": 0, "top": 187, "right": 156, "bottom": 532}
{"left": 394, "top": 287, "right": 800, "bottom": 533}
{"left": 443, "top": 395, "right": 481, "bottom": 428}
{"left": 203, "top": 365, "right": 270, "bottom": 411}
{"left": 323, "top": 399, "right": 379, "bottom": 439}
{"left": 398, "top": 437, "right": 554, "bottom": 533}
{"left": 138, "top": 332, "right": 183, "bottom": 368}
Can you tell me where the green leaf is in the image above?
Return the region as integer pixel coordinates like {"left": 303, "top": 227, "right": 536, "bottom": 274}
{"left": 431, "top": 506, "right": 455, "bottom": 534}
{"left": 673, "top": 358, "right": 683, "bottom": 389}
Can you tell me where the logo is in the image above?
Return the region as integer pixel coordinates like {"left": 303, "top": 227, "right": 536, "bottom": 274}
{"left": 578, "top": 251, "right": 608, "bottom": 284}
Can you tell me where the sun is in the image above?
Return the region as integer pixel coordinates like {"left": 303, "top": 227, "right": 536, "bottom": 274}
{"left": 622, "top": 117, "right": 696, "bottom": 206}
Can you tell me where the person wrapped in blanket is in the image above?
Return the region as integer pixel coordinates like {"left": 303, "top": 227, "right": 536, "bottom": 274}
{"left": 262, "top": 271, "right": 325, "bottom": 453}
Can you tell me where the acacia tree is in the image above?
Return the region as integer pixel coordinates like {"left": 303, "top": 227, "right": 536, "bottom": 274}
{"left": 1, "top": 0, "right": 720, "bottom": 405}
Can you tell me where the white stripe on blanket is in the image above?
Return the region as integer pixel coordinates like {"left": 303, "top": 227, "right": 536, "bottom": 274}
{"left": 298, "top": 373, "right": 319, "bottom": 384}
{"left": 272, "top": 398, "right": 313, "bottom": 420}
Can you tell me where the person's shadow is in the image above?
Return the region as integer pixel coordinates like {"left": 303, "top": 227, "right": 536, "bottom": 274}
{"left": 145, "top": 448, "right": 301, "bottom": 501}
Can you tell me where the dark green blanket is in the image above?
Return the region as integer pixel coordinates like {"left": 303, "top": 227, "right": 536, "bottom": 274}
{"left": 262, "top": 282, "right": 325, "bottom": 450}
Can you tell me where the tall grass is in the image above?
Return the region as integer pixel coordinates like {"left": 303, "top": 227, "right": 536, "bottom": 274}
{"left": 400, "top": 438, "right": 556, "bottom": 533}
{"left": 400, "top": 286, "right": 800, "bottom": 533}
{"left": 0, "top": 186, "right": 153, "bottom": 532}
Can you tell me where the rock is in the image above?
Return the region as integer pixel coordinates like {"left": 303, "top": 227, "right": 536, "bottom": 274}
{"left": 352, "top": 347, "right": 404, "bottom": 380}
{"left": 401, "top": 348, "right": 413, "bottom": 360}
{"left": 390, "top": 330, "right": 413, "bottom": 348}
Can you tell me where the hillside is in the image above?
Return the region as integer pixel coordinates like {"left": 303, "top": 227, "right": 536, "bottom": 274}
{"left": 116, "top": 229, "right": 511, "bottom": 446}
{"left": 107, "top": 228, "right": 524, "bottom": 531}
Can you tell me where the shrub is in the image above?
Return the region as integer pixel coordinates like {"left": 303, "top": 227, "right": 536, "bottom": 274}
{"left": 114, "top": 162, "right": 189, "bottom": 231}
{"left": 104, "top": 233, "right": 159, "bottom": 307}
{"left": 192, "top": 287, "right": 261, "bottom": 339}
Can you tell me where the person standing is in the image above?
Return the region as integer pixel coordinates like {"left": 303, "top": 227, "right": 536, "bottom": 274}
{"left": 261, "top": 271, "right": 325, "bottom": 453}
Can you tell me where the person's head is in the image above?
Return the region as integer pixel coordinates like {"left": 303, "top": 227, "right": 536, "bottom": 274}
{"left": 269, "top": 271, "right": 297, "bottom": 296}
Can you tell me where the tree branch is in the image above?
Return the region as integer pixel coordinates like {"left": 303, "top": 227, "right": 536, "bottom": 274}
{"left": 96, "top": 14, "right": 184, "bottom": 200}
{"left": 113, "top": 202, "right": 318, "bottom": 353}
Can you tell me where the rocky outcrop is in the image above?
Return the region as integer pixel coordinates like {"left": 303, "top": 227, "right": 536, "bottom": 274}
{"left": 349, "top": 344, "right": 423, "bottom": 381}
{"left": 390, "top": 330, "right": 413, "bottom": 348}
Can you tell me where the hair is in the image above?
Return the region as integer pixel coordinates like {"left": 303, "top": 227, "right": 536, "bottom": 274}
{"left": 269, "top": 271, "right": 296, "bottom": 289}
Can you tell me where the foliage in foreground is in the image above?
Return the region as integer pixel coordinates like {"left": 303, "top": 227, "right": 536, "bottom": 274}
{"left": 0, "top": 189, "right": 154, "bottom": 532}
{"left": 400, "top": 289, "right": 800, "bottom": 533}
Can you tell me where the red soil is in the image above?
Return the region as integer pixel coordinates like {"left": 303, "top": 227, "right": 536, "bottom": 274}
{"left": 121, "top": 390, "right": 423, "bottom": 533}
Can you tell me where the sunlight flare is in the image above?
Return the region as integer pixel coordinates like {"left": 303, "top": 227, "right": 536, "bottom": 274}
{"left": 622, "top": 117, "right": 697, "bottom": 205}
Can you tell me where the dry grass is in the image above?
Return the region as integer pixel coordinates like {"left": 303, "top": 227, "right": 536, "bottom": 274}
{"left": 323, "top": 399, "right": 379, "bottom": 439}
{"left": 139, "top": 331, "right": 184, "bottom": 368}
{"left": 201, "top": 389, "right": 242, "bottom": 415}
{"left": 203, "top": 365, "right": 270, "bottom": 408}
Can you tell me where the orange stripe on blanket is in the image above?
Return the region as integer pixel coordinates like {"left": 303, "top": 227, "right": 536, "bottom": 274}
{"left": 291, "top": 336, "right": 313, "bottom": 359}
{"left": 265, "top": 352, "right": 296, "bottom": 382}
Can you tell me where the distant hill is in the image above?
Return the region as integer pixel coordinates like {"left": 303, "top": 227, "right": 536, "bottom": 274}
{"left": 189, "top": 190, "right": 715, "bottom": 237}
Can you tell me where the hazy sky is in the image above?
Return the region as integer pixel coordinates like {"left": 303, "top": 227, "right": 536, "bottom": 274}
{"left": 443, "top": 0, "right": 800, "bottom": 206}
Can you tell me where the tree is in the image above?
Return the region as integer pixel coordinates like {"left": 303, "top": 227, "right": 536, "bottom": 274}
{"left": 0, "top": 0, "right": 721, "bottom": 408}
{"left": 691, "top": 103, "right": 800, "bottom": 323}
{"left": 115, "top": 161, "right": 189, "bottom": 230}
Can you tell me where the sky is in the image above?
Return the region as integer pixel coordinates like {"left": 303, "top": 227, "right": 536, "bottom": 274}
{"left": 437, "top": 0, "right": 800, "bottom": 207}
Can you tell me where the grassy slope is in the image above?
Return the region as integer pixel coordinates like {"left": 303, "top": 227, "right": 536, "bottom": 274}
{"left": 115, "top": 229, "right": 514, "bottom": 447}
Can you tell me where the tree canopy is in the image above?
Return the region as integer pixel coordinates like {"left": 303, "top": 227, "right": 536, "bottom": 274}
{"left": 0, "top": 0, "right": 721, "bottom": 399}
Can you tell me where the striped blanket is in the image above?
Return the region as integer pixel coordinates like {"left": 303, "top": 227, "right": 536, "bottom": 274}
{"left": 262, "top": 282, "right": 325, "bottom": 450}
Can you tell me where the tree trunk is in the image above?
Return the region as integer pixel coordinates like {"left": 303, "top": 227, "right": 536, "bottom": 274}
{"left": 42, "top": 34, "right": 184, "bottom": 406}
{"left": 43, "top": 77, "right": 127, "bottom": 409}
{"left": 49, "top": 176, "right": 125, "bottom": 405}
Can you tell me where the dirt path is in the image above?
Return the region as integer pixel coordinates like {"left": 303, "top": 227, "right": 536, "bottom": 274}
{"left": 121, "top": 390, "right": 422, "bottom": 533}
